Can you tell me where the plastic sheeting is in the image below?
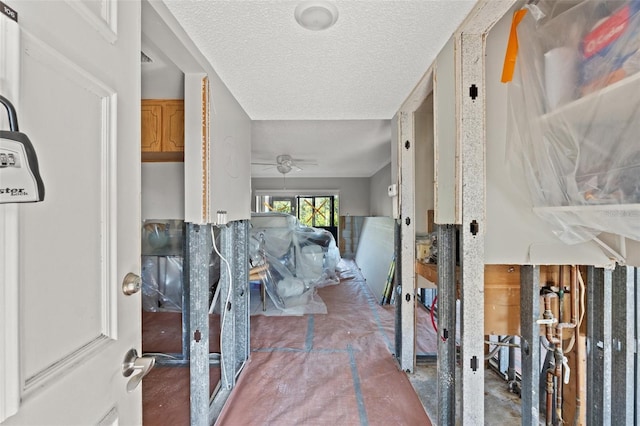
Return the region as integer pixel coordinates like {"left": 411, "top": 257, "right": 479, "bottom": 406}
{"left": 250, "top": 213, "right": 341, "bottom": 314}
{"left": 142, "top": 255, "right": 184, "bottom": 312}
{"left": 141, "top": 260, "right": 437, "bottom": 425}
{"left": 507, "top": 0, "right": 640, "bottom": 244}
{"left": 142, "top": 221, "right": 222, "bottom": 313}
{"left": 141, "top": 219, "right": 186, "bottom": 312}
{"left": 217, "top": 259, "right": 432, "bottom": 425}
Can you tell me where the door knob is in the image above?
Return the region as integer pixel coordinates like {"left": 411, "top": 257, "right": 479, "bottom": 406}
{"left": 122, "top": 272, "right": 141, "bottom": 295}
{"left": 122, "top": 349, "right": 155, "bottom": 392}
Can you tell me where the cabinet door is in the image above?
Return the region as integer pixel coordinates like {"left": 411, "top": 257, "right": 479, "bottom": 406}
{"left": 162, "top": 100, "right": 184, "bottom": 152}
{"left": 141, "top": 101, "right": 163, "bottom": 152}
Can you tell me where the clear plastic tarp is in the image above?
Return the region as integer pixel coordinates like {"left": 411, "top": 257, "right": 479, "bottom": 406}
{"left": 507, "top": 0, "right": 640, "bottom": 244}
{"left": 249, "top": 213, "right": 341, "bottom": 315}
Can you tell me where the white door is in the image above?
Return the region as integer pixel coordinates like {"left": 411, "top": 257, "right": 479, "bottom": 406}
{"left": 1, "top": 1, "right": 142, "bottom": 424}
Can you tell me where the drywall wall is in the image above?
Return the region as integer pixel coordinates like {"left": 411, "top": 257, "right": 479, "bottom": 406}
{"left": 142, "top": 163, "right": 185, "bottom": 220}
{"left": 251, "top": 177, "right": 370, "bottom": 216}
{"left": 144, "top": 1, "right": 252, "bottom": 224}
{"left": 141, "top": 49, "right": 184, "bottom": 99}
{"left": 369, "top": 163, "right": 392, "bottom": 217}
{"left": 355, "top": 217, "right": 395, "bottom": 303}
{"left": 414, "top": 94, "right": 434, "bottom": 235}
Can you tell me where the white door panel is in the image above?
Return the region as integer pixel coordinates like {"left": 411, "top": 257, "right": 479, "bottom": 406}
{"left": 2, "top": 1, "right": 141, "bottom": 424}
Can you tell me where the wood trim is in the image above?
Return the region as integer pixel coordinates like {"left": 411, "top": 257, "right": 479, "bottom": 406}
{"left": 201, "top": 77, "right": 210, "bottom": 223}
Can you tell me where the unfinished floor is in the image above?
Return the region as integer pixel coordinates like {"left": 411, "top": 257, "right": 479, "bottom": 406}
{"left": 142, "top": 259, "right": 522, "bottom": 425}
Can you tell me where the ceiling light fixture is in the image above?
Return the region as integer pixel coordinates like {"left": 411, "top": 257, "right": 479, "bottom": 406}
{"left": 277, "top": 163, "right": 292, "bottom": 175}
{"left": 294, "top": 1, "right": 338, "bottom": 31}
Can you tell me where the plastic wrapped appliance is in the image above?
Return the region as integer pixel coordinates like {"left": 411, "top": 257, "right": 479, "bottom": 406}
{"left": 250, "top": 212, "right": 341, "bottom": 312}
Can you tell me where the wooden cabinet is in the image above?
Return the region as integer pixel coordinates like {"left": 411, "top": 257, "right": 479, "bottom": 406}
{"left": 141, "top": 99, "right": 184, "bottom": 162}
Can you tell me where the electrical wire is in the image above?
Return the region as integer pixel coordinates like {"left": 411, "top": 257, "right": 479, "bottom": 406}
{"left": 429, "top": 295, "right": 447, "bottom": 341}
{"left": 211, "top": 225, "right": 233, "bottom": 390}
{"left": 142, "top": 352, "right": 179, "bottom": 359}
{"left": 484, "top": 336, "right": 516, "bottom": 360}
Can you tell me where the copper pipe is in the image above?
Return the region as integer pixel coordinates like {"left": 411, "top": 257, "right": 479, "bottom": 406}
{"left": 543, "top": 294, "right": 560, "bottom": 345}
{"left": 570, "top": 266, "right": 578, "bottom": 327}
{"left": 555, "top": 328, "right": 564, "bottom": 424}
{"left": 546, "top": 369, "right": 555, "bottom": 426}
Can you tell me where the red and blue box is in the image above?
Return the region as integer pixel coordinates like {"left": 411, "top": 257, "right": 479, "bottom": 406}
{"left": 580, "top": 0, "right": 640, "bottom": 95}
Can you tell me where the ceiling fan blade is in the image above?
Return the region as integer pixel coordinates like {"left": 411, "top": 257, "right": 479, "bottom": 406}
{"left": 291, "top": 159, "right": 318, "bottom": 166}
{"left": 251, "top": 161, "right": 277, "bottom": 166}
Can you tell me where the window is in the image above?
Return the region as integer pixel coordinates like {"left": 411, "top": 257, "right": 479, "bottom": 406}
{"left": 258, "top": 196, "right": 296, "bottom": 216}
{"left": 255, "top": 193, "right": 339, "bottom": 240}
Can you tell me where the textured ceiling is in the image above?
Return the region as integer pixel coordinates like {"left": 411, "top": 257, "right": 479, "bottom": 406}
{"left": 159, "top": 0, "right": 477, "bottom": 177}
{"left": 250, "top": 120, "right": 391, "bottom": 177}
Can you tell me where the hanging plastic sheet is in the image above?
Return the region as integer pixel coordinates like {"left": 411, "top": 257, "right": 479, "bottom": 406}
{"left": 506, "top": 0, "right": 640, "bottom": 244}
{"left": 142, "top": 255, "right": 184, "bottom": 312}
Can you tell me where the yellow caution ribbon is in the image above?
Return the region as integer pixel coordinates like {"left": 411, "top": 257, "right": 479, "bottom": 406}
{"left": 501, "top": 9, "right": 528, "bottom": 83}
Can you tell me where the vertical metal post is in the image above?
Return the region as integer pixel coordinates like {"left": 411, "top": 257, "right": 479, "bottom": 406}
{"left": 185, "top": 223, "right": 212, "bottom": 426}
{"left": 437, "top": 224, "right": 456, "bottom": 425}
{"left": 218, "top": 223, "right": 237, "bottom": 390}
{"left": 636, "top": 268, "right": 640, "bottom": 426}
{"left": 230, "top": 220, "right": 250, "bottom": 369}
{"left": 611, "top": 265, "right": 635, "bottom": 425}
{"left": 588, "top": 267, "right": 613, "bottom": 424}
{"left": 394, "top": 220, "right": 402, "bottom": 358}
{"left": 587, "top": 266, "right": 605, "bottom": 425}
{"left": 520, "top": 265, "right": 540, "bottom": 426}
{"left": 459, "top": 31, "right": 486, "bottom": 425}
{"left": 398, "top": 111, "right": 416, "bottom": 373}
{"left": 602, "top": 268, "right": 613, "bottom": 424}
{"left": 210, "top": 221, "right": 250, "bottom": 421}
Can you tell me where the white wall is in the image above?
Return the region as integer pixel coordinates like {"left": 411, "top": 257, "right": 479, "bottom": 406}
{"left": 369, "top": 163, "right": 392, "bottom": 217}
{"left": 141, "top": 163, "right": 185, "bottom": 220}
{"left": 354, "top": 217, "right": 395, "bottom": 302}
{"left": 144, "top": 1, "right": 252, "bottom": 224}
{"left": 141, "top": 62, "right": 184, "bottom": 99}
{"left": 209, "top": 77, "right": 252, "bottom": 223}
{"left": 251, "top": 177, "right": 370, "bottom": 216}
{"left": 414, "top": 95, "right": 434, "bottom": 235}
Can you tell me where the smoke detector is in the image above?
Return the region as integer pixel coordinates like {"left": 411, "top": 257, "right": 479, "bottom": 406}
{"left": 294, "top": 1, "right": 338, "bottom": 31}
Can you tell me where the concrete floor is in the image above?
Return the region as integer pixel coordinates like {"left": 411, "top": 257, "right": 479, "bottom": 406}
{"left": 408, "top": 363, "right": 523, "bottom": 426}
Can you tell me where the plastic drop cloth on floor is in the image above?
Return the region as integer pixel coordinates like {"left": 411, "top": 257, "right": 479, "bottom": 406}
{"left": 217, "top": 259, "right": 433, "bottom": 425}
{"left": 249, "top": 213, "right": 341, "bottom": 316}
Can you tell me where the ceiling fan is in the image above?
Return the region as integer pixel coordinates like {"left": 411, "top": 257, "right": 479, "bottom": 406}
{"left": 251, "top": 154, "right": 317, "bottom": 175}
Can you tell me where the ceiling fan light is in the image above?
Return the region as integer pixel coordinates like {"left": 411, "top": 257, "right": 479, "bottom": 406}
{"left": 294, "top": 1, "right": 338, "bottom": 31}
{"left": 277, "top": 164, "right": 292, "bottom": 174}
